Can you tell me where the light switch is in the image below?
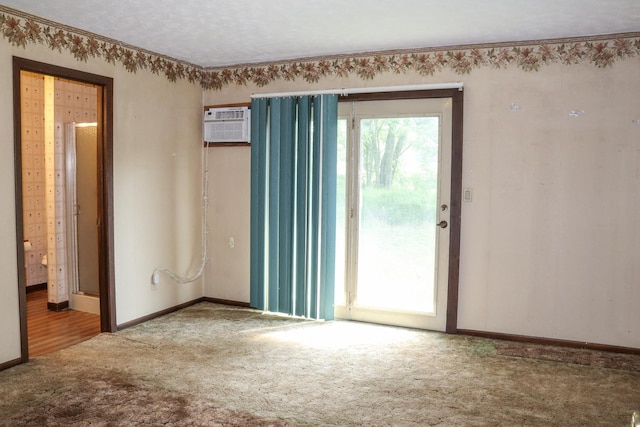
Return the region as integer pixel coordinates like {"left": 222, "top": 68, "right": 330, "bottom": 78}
{"left": 463, "top": 188, "right": 473, "bottom": 202}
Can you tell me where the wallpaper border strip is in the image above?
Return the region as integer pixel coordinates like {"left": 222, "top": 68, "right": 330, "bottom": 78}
{"left": 2, "top": 5, "right": 640, "bottom": 91}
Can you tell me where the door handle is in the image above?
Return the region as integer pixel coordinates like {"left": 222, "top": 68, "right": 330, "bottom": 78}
{"left": 436, "top": 220, "right": 448, "bottom": 229}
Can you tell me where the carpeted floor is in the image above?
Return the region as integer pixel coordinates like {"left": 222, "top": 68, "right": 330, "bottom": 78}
{"left": 1, "top": 302, "right": 639, "bottom": 426}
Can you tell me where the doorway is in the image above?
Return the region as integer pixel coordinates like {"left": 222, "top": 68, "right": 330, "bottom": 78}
{"left": 334, "top": 90, "right": 463, "bottom": 332}
{"left": 13, "top": 57, "right": 116, "bottom": 362}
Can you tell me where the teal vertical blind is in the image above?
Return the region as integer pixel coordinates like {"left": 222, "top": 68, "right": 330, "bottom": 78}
{"left": 250, "top": 94, "right": 337, "bottom": 320}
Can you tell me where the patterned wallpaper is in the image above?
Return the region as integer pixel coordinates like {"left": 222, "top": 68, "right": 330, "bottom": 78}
{"left": 21, "top": 71, "right": 47, "bottom": 287}
{"left": 54, "top": 79, "right": 99, "bottom": 124}
{"left": 1, "top": 6, "right": 640, "bottom": 91}
{"left": 43, "top": 74, "right": 63, "bottom": 303}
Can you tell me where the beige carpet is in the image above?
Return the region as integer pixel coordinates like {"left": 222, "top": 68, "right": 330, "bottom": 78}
{"left": 1, "top": 302, "right": 639, "bottom": 426}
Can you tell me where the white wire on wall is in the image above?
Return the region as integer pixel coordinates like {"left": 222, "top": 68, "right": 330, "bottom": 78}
{"left": 150, "top": 142, "right": 210, "bottom": 285}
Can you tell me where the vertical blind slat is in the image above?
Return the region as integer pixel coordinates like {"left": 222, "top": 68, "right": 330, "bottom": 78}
{"left": 267, "top": 98, "right": 282, "bottom": 311}
{"left": 250, "top": 98, "right": 268, "bottom": 310}
{"left": 319, "top": 95, "right": 338, "bottom": 320}
{"left": 295, "top": 97, "right": 311, "bottom": 317}
{"left": 278, "top": 98, "right": 296, "bottom": 314}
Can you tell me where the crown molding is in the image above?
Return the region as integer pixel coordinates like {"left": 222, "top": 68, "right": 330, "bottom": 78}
{"left": 2, "top": 5, "right": 639, "bottom": 91}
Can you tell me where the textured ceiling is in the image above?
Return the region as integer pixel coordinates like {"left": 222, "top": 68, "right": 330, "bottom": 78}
{"left": 2, "top": 0, "right": 640, "bottom": 67}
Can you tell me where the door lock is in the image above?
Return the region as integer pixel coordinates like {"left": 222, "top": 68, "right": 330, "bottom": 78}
{"left": 436, "top": 220, "right": 448, "bottom": 229}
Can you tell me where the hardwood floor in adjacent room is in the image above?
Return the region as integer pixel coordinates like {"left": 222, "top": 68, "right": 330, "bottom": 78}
{"left": 27, "top": 289, "right": 101, "bottom": 357}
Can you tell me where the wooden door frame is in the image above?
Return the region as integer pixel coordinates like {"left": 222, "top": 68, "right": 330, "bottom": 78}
{"left": 338, "top": 88, "right": 463, "bottom": 333}
{"left": 13, "top": 57, "right": 116, "bottom": 363}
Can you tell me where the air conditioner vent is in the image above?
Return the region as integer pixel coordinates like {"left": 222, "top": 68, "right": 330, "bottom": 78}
{"left": 204, "top": 107, "right": 250, "bottom": 143}
{"left": 212, "top": 109, "right": 247, "bottom": 120}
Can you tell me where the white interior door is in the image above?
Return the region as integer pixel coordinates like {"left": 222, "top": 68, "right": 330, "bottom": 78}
{"left": 335, "top": 98, "right": 453, "bottom": 331}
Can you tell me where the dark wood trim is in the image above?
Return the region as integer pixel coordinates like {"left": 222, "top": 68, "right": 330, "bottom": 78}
{"left": 26, "top": 283, "right": 47, "bottom": 293}
{"left": 458, "top": 329, "right": 640, "bottom": 356}
{"left": 202, "top": 297, "right": 251, "bottom": 307}
{"left": 204, "top": 102, "right": 251, "bottom": 109}
{"left": 447, "top": 89, "right": 464, "bottom": 334}
{"left": 12, "top": 58, "right": 28, "bottom": 363}
{"left": 99, "top": 66, "right": 117, "bottom": 333}
{"left": 116, "top": 297, "right": 207, "bottom": 330}
{"left": 338, "top": 88, "right": 464, "bottom": 334}
{"left": 338, "top": 89, "right": 461, "bottom": 103}
{"left": 47, "top": 301, "right": 69, "bottom": 312}
{"left": 0, "top": 357, "right": 22, "bottom": 372}
{"left": 12, "top": 57, "right": 117, "bottom": 367}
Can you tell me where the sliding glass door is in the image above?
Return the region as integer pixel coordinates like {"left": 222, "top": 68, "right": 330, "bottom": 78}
{"left": 335, "top": 98, "right": 453, "bottom": 330}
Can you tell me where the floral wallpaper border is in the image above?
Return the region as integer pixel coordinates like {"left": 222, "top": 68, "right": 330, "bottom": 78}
{"left": 2, "top": 5, "right": 640, "bottom": 91}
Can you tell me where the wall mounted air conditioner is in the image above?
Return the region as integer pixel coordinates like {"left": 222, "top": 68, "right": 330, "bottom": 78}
{"left": 203, "top": 106, "right": 251, "bottom": 143}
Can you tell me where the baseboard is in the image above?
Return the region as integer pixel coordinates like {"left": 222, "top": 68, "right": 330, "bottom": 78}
{"left": 26, "top": 283, "right": 47, "bottom": 293}
{"left": 202, "top": 297, "right": 251, "bottom": 308}
{"left": 116, "top": 297, "right": 253, "bottom": 331}
{"left": 458, "top": 329, "right": 640, "bottom": 356}
{"left": 0, "top": 357, "right": 22, "bottom": 372}
{"left": 117, "top": 297, "right": 207, "bottom": 330}
{"left": 47, "top": 300, "right": 69, "bottom": 312}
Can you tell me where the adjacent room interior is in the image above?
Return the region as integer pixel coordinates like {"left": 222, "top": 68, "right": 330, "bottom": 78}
{"left": 0, "top": 1, "right": 639, "bottom": 425}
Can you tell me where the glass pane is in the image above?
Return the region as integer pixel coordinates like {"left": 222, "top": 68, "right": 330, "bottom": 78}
{"left": 75, "top": 125, "right": 101, "bottom": 296}
{"left": 356, "top": 116, "right": 439, "bottom": 313}
{"left": 334, "top": 118, "right": 348, "bottom": 306}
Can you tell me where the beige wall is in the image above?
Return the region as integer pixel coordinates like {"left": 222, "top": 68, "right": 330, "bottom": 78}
{"left": 203, "top": 57, "right": 640, "bottom": 348}
{"left": 111, "top": 62, "right": 203, "bottom": 325}
{"left": 0, "top": 42, "right": 21, "bottom": 364}
{"left": 0, "top": 40, "right": 203, "bottom": 365}
{"left": 204, "top": 147, "right": 251, "bottom": 303}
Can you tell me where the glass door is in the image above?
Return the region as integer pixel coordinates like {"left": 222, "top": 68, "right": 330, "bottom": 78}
{"left": 66, "top": 123, "right": 101, "bottom": 315}
{"left": 335, "top": 98, "right": 453, "bottom": 331}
